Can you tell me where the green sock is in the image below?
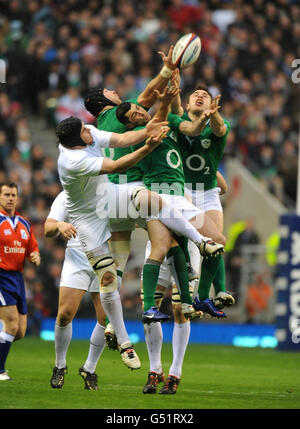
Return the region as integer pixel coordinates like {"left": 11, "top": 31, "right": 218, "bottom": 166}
{"left": 213, "top": 256, "right": 226, "bottom": 294}
{"left": 176, "top": 236, "right": 190, "bottom": 263}
{"left": 198, "top": 254, "right": 222, "bottom": 300}
{"left": 142, "top": 259, "right": 161, "bottom": 311}
{"left": 167, "top": 246, "right": 192, "bottom": 305}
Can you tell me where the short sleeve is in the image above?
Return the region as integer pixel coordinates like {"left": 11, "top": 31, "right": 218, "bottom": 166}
{"left": 70, "top": 153, "right": 104, "bottom": 177}
{"left": 168, "top": 113, "right": 186, "bottom": 134}
{"left": 86, "top": 124, "right": 112, "bottom": 149}
{"left": 47, "top": 192, "right": 68, "bottom": 222}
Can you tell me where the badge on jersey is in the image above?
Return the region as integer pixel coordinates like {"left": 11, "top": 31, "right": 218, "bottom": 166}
{"left": 4, "top": 229, "right": 12, "bottom": 235}
{"left": 201, "top": 139, "right": 211, "bottom": 149}
{"left": 21, "top": 229, "right": 28, "bottom": 240}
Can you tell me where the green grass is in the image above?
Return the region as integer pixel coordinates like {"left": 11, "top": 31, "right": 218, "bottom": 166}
{"left": 0, "top": 338, "right": 299, "bottom": 409}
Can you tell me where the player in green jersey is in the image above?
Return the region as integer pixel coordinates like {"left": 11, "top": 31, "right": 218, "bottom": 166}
{"left": 84, "top": 52, "right": 224, "bottom": 333}
{"left": 168, "top": 83, "right": 235, "bottom": 316}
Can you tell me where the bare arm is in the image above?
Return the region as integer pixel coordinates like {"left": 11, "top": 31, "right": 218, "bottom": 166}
{"left": 44, "top": 218, "right": 77, "bottom": 239}
{"left": 209, "top": 95, "right": 227, "bottom": 137}
{"left": 179, "top": 104, "right": 221, "bottom": 137}
{"left": 216, "top": 171, "right": 228, "bottom": 195}
{"left": 101, "top": 128, "right": 168, "bottom": 174}
{"left": 109, "top": 118, "right": 168, "bottom": 148}
{"left": 153, "top": 84, "right": 181, "bottom": 122}
{"left": 137, "top": 46, "right": 176, "bottom": 108}
{"left": 170, "top": 69, "right": 184, "bottom": 117}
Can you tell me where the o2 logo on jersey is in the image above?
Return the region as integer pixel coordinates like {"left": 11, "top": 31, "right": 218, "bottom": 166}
{"left": 185, "top": 154, "right": 210, "bottom": 174}
{"left": 201, "top": 139, "right": 211, "bottom": 149}
{"left": 166, "top": 149, "right": 181, "bottom": 169}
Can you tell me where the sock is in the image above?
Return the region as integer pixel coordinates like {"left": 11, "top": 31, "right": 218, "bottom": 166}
{"left": 213, "top": 256, "right": 226, "bottom": 294}
{"left": 168, "top": 322, "right": 190, "bottom": 379}
{"left": 176, "top": 236, "right": 191, "bottom": 263}
{"left": 105, "top": 272, "right": 122, "bottom": 327}
{"left": 144, "top": 322, "right": 163, "bottom": 374}
{"left": 100, "top": 289, "right": 129, "bottom": 346}
{"left": 55, "top": 322, "right": 72, "bottom": 369}
{"left": 142, "top": 259, "right": 161, "bottom": 311}
{"left": 83, "top": 323, "right": 106, "bottom": 374}
{"left": 0, "top": 331, "right": 15, "bottom": 373}
{"left": 158, "top": 204, "right": 204, "bottom": 245}
{"left": 197, "top": 254, "right": 222, "bottom": 300}
{"left": 167, "top": 246, "right": 192, "bottom": 305}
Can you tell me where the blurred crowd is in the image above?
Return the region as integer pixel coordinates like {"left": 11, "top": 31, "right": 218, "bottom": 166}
{"left": 0, "top": 0, "right": 299, "bottom": 321}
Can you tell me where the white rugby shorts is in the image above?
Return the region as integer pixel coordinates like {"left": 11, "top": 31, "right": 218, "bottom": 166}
{"left": 60, "top": 247, "right": 99, "bottom": 292}
{"left": 108, "top": 181, "right": 147, "bottom": 232}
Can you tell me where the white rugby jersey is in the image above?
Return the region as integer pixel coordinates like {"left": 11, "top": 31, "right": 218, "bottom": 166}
{"left": 58, "top": 124, "right": 112, "bottom": 218}
{"left": 47, "top": 191, "right": 81, "bottom": 249}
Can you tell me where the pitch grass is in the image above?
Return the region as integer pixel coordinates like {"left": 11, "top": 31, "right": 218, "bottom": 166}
{"left": 0, "top": 337, "right": 299, "bottom": 409}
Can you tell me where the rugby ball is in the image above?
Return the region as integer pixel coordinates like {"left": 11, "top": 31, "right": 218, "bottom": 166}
{"left": 172, "top": 33, "right": 201, "bottom": 69}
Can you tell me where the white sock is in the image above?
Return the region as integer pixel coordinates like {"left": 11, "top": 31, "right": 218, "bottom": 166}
{"left": 158, "top": 204, "right": 204, "bottom": 245}
{"left": 83, "top": 323, "right": 106, "bottom": 374}
{"left": 55, "top": 322, "right": 72, "bottom": 369}
{"left": 144, "top": 322, "right": 163, "bottom": 374}
{"left": 100, "top": 290, "right": 129, "bottom": 345}
{"left": 168, "top": 322, "right": 190, "bottom": 379}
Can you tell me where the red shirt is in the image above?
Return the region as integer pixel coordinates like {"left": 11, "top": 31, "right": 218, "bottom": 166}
{"left": 0, "top": 210, "right": 39, "bottom": 272}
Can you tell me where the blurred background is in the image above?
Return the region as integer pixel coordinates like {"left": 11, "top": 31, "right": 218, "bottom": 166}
{"left": 0, "top": 0, "right": 299, "bottom": 347}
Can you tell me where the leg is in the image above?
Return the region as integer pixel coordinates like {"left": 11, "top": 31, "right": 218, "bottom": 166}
{"left": 142, "top": 283, "right": 167, "bottom": 394}
{"left": 0, "top": 305, "right": 19, "bottom": 379}
{"left": 79, "top": 292, "right": 106, "bottom": 390}
{"left": 87, "top": 246, "right": 140, "bottom": 369}
{"left": 205, "top": 210, "right": 235, "bottom": 308}
{"left": 51, "top": 287, "right": 85, "bottom": 388}
{"left": 142, "top": 220, "right": 171, "bottom": 313}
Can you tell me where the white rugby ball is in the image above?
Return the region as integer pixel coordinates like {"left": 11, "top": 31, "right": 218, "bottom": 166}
{"left": 172, "top": 33, "right": 201, "bottom": 69}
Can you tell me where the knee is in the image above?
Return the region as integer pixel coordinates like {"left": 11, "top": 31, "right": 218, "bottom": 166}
{"left": 14, "top": 327, "right": 26, "bottom": 341}
{"left": 57, "top": 309, "right": 74, "bottom": 326}
{"left": 172, "top": 304, "right": 187, "bottom": 323}
{"left": 101, "top": 271, "right": 115, "bottom": 287}
{"left": 213, "top": 232, "right": 226, "bottom": 246}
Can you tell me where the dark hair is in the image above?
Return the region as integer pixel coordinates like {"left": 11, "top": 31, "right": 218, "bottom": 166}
{"left": 84, "top": 87, "right": 117, "bottom": 117}
{"left": 193, "top": 86, "right": 213, "bottom": 100}
{"left": 0, "top": 182, "right": 18, "bottom": 195}
{"left": 116, "top": 102, "right": 132, "bottom": 127}
{"left": 56, "top": 116, "right": 86, "bottom": 148}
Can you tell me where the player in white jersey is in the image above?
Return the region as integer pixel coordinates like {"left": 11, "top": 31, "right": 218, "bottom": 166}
{"left": 56, "top": 115, "right": 168, "bottom": 371}
{"left": 45, "top": 191, "right": 110, "bottom": 390}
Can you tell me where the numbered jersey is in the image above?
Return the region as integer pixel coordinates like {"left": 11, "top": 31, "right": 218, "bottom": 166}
{"left": 131, "top": 126, "right": 185, "bottom": 196}
{"left": 99, "top": 97, "right": 146, "bottom": 184}
{"left": 168, "top": 113, "right": 230, "bottom": 191}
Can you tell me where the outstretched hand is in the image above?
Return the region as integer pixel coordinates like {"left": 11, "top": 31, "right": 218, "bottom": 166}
{"left": 146, "top": 117, "right": 169, "bottom": 138}
{"left": 157, "top": 45, "right": 176, "bottom": 70}
{"left": 154, "top": 85, "right": 181, "bottom": 104}
{"left": 145, "top": 127, "right": 169, "bottom": 151}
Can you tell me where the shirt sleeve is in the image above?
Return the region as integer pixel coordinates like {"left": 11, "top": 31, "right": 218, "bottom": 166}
{"left": 47, "top": 192, "right": 68, "bottom": 222}
{"left": 85, "top": 124, "right": 112, "bottom": 149}
{"left": 167, "top": 113, "right": 186, "bottom": 134}
{"left": 26, "top": 227, "right": 39, "bottom": 257}
{"left": 70, "top": 153, "right": 104, "bottom": 177}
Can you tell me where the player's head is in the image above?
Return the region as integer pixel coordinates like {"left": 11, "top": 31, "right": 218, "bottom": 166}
{"left": 116, "top": 102, "right": 151, "bottom": 129}
{"left": 84, "top": 87, "right": 122, "bottom": 117}
{"left": 56, "top": 116, "right": 92, "bottom": 148}
{"left": 187, "top": 86, "right": 212, "bottom": 114}
{"left": 0, "top": 182, "right": 18, "bottom": 215}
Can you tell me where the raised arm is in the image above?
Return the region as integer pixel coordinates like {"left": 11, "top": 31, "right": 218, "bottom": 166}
{"left": 101, "top": 128, "right": 168, "bottom": 174}
{"left": 208, "top": 95, "right": 227, "bottom": 137}
{"left": 109, "top": 118, "right": 168, "bottom": 148}
{"left": 137, "top": 46, "right": 176, "bottom": 108}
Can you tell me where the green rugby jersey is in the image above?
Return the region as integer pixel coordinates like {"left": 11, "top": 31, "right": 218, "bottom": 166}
{"left": 168, "top": 112, "right": 230, "bottom": 191}
{"left": 98, "top": 98, "right": 146, "bottom": 184}
{"left": 131, "top": 125, "right": 185, "bottom": 196}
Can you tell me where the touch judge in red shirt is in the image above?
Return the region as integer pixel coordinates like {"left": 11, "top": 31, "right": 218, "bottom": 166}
{"left": 0, "top": 182, "right": 41, "bottom": 381}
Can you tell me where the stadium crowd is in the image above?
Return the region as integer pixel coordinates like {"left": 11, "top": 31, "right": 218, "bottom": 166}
{"left": 0, "top": 0, "right": 299, "bottom": 321}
